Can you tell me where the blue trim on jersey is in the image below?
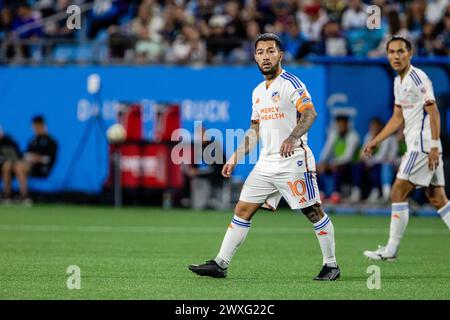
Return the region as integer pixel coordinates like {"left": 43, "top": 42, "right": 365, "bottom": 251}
{"left": 280, "top": 73, "right": 299, "bottom": 89}
{"left": 284, "top": 72, "right": 303, "bottom": 88}
{"left": 281, "top": 72, "right": 302, "bottom": 89}
{"left": 231, "top": 218, "right": 251, "bottom": 228}
{"left": 281, "top": 72, "right": 299, "bottom": 87}
{"left": 409, "top": 73, "right": 420, "bottom": 86}
{"left": 420, "top": 110, "right": 426, "bottom": 153}
{"left": 411, "top": 70, "right": 423, "bottom": 85}
{"left": 314, "top": 216, "right": 330, "bottom": 230}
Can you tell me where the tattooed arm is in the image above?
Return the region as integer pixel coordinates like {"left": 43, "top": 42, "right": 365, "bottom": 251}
{"left": 280, "top": 107, "right": 317, "bottom": 157}
{"left": 222, "top": 120, "right": 259, "bottom": 178}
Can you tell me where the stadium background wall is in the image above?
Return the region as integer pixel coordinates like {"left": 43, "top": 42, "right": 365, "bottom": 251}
{"left": 0, "top": 61, "right": 448, "bottom": 195}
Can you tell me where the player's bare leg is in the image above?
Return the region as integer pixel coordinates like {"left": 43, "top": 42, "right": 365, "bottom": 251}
{"left": 13, "top": 161, "right": 29, "bottom": 200}
{"left": 425, "top": 186, "right": 450, "bottom": 229}
{"left": 188, "top": 201, "right": 260, "bottom": 278}
{"left": 301, "top": 203, "right": 340, "bottom": 281}
{"left": 364, "top": 178, "right": 415, "bottom": 261}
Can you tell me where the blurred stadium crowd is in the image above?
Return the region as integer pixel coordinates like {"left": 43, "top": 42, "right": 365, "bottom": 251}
{"left": 0, "top": 0, "right": 449, "bottom": 64}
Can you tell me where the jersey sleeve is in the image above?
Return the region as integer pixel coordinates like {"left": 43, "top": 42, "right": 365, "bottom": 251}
{"left": 394, "top": 80, "right": 400, "bottom": 106}
{"left": 288, "top": 85, "right": 314, "bottom": 113}
{"left": 418, "top": 74, "right": 435, "bottom": 104}
{"left": 251, "top": 92, "right": 260, "bottom": 122}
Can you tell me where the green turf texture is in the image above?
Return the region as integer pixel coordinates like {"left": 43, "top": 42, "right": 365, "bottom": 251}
{"left": 0, "top": 205, "right": 448, "bottom": 299}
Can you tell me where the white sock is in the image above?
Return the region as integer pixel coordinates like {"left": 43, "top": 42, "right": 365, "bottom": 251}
{"left": 386, "top": 202, "right": 409, "bottom": 254}
{"left": 214, "top": 215, "right": 251, "bottom": 269}
{"left": 313, "top": 213, "right": 337, "bottom": 266}
{"left": 437, "top": 201, "right": 450, "bottom": 229}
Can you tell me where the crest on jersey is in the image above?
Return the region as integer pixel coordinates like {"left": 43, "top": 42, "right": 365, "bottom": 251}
{"left": 420, "top": 87, "right": 427, "bottom": 94}
{"left": 271, "top": 91, "right": 280, "bottom": 102}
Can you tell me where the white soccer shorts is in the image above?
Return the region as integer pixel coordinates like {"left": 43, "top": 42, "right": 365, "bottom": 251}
{"left": 396, "top": 150, "right": 445, "bottom": 187}
{"left": 239, "top": 168, "right": 321, "bottom": 210}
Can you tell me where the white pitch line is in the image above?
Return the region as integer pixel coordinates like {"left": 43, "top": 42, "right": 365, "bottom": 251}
{"left": 0, "top": 224, "right": 447, "bottom": 235}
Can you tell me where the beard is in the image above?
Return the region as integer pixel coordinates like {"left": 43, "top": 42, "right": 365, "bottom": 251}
{"left": 257, "top": 60, "right": 280, "bottom": 78}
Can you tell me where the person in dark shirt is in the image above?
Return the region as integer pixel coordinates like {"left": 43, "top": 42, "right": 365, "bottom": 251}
{"left": 0, "top": 126, "right": 28, "bottom": 202}
{"left": 23, "top": 115, "right": 58, "bottom": 178}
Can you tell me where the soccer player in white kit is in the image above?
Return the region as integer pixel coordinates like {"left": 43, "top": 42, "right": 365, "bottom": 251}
{"left": 363, "top": 36, "right": 450, "bottom": 261}
{"left": 189, "top": 33, "right": 340, "bottom": 281}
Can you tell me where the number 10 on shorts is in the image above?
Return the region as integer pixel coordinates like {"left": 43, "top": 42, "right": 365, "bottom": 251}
{"left": 288, "top": 180, "right": 308, "bottom": 204}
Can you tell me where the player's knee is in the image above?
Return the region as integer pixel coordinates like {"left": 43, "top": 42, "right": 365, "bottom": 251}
{"left": 390, "top": 188, "right": 407, "bottom": 203}
{"left": 234, "top": 204, "right": 254, "bottom": 221}
{"left": 425, "top": 189, "right": 448, "bottom": 209}
{"left": 13, "top": 162, "right": 25, "bottom": 174}
{"left": 2, "top": 161, "right": 12, "bottom": 173}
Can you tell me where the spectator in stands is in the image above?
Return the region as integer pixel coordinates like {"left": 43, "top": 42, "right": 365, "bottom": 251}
{"left": 131, "top": 1, "right": 164, "bottom": 63}
{"left": 205, "top": 14, "right": 240, "bottom": 63}
{"left": 0, "top": 6, "right": 15, "bottom": 58}
{"left": 22, "top": 115, "right": 58, "bottom": 178}
{"left": 88, "top": 0, "right": 124, "bottom": 39}
{"left": 0, "top": 6, "right": 13, "bottom": 38}
{"left": 229, "top": 19, "right": 260, "bottom": 63}
{"left": 166, "top": 21, "right": 206, "bottom": 65}
{"left": 11, "top": 3, "right": 43, "bottom": 59}
{"left": 425, "top": 0, "right": 449, "bottom": 25}
{"left": 341, "top": 0, "right": 368, "bottom": 31}
{"left": 417, "top": 22, "right": 437, "bottom": 56}
{"left": 161, "top": 2, "right": 185, "bottom": 44}
{"left": 319, "top": 19, "right": 348, "bottom": 56}
{"left": 349, "top": 117, "right": 398, "bottom": 204}
{"left": 223, "top": 0, "right": 246, "bottom": 42}
{"left": 0, "top": 126, "right": 29, "bottom": 204}
{"left": 434, "top": 13, "right": 450, "bottom": 55}
{"left": 324, "top": 0, "right": 346, "bottom": 23}
{"left": 296, "top": 2, "right": 328, "bottom": 47}
{"left": 279, "top": 16, "right": 309, "bottom": 62}
{"left": 406, "top": 0, "right": 427, "bottom": 41}
{"left": 271, "top": 0, "right": 294, "bottom": 34}
{"left": 317, "top": 114, "right": 360, "bottom": 203}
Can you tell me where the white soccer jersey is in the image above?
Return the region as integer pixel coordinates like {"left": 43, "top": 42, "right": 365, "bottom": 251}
{"left": 251, "top": 69, "right": 316, "bottom": 173}
{"left": 394, "top": 65, "right": 441, "bottom": 153}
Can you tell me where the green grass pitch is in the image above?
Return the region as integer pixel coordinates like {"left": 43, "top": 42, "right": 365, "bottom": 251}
{"left": 0, "top": 204, "right": 449, "bottom": 299}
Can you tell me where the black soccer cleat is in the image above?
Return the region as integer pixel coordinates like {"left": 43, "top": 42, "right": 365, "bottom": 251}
{"left": 188, "top": 259, "right": 227, "bottom": 278}
{"left": 313, "top": 264, "right": 341, "bottom": 281}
